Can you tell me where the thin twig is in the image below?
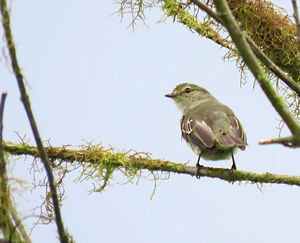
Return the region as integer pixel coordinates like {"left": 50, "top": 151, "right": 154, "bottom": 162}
{"left": 291, "top": 0, "right": 300, "bottom": 49}
{"left": 0, "top": 1, "right": 69, "bottom": 242}
{"left": 189, "top": 0, "right": 300, "bottom": 96}
{"left": 0, "top": 93, "right": 7, "bottom": 172}
{"left": 212, "top": 0, "right": 300, "bottom": 146}
{"left": 259, "top": 135, "right": 298, "bottom": 147}
{"left": 4, "top": 142, "right": 300, "bottom": 187}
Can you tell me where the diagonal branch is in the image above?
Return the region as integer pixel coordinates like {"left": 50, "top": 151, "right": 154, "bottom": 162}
{"left": 246, "top": 37, "right": 300, "bottom": 97}
{"left": 0, "top": 1, "right": 69, "bottom": 242}
{"left": 212, "top": 0, "right": 300, "bottom": 146}
{"left": 162, "top": 0, "right": 234, "bottom": 51}
{"left": 189, "top": 0, "right": 300, "bottom": 96}
{"left": 4, "top": 142, "right": 300, "bottom": 187}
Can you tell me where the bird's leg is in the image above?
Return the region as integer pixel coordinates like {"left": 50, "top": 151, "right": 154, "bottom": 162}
{"left": 231, "top": 152, "right": 237, "bottom": 171}
{"left": 195, "top": 154, "right": 203, "bottom": 179}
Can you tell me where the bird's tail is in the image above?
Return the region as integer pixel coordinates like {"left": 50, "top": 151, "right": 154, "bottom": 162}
{"left": 218, "top": 133, "right": 248, "bottom": 150}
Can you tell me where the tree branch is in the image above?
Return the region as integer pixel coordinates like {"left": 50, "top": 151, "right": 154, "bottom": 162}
{"left": 0, "top": 93, "right": 7, "bottom": 172}
{"left": 4, "top": 142, "right": 300, "bottom": 187}
{"left": 212, "top": 0, "right": 300, "bottom": 146}
{"left": 189, "top": 0, "right": 300, "bottom": 96}
{"left": 259, "top": 135, "right": 298, "bottom": 147}
{"left": 0, "top": 1, "right": 69, "bottom": 242}
{"left": 162, "top": 0, "right": 234, "bottom": 51}
{"left": 246, "top": 36, "right": 300, "bottom": 97}
{"left": 0, "top": 93, "right": 12, "bottom": 239}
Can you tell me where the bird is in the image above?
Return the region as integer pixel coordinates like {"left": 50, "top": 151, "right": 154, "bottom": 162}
{"left": 165, "top": 83, "right": 247, "bottom": 177}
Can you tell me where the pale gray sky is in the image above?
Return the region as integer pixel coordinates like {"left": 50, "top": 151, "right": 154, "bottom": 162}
{"left": 1, "top": 0, "right": 300, "bottom": 242}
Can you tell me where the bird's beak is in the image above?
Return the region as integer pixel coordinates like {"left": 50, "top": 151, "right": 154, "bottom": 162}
{"left": 165, "top": 93, "right": 177, "bottom": 98}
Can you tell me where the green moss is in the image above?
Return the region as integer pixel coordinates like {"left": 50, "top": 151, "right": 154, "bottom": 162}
{"left": 162, "top": 0, "right": 231, "bottom": 49}
{"left": 5, "top": 142, "right": 300, "bottom": 191}
{"left": 227, "top": 0, "right": 299, "bottom": 82}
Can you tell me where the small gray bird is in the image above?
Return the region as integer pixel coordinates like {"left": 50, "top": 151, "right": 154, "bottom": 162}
{"left": 165, "top": 83, "right": 247, "bottom": 177}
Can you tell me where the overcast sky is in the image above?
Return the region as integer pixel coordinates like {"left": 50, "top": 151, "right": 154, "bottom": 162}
{"left": 1, "top": 0, "right": 300, "bottom": 242}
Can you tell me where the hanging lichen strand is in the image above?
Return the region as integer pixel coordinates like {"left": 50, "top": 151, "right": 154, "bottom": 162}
{"left": 226, "top": 0, "right": 299, "bottom": 83}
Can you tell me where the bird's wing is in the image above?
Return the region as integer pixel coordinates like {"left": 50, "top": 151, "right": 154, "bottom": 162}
{"left": 181, "top": 116, "right": 215, "bottom": 149}
{"left": 181, "top": 100, "right": 247, "bottom": 150}
{"left": 181, "top": 115, "right": 247, "bottom": 150}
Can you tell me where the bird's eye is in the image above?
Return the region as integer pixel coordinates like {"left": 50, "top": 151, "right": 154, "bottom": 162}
{"left": 184, "top": 88, "right": 193, "bottom": 93}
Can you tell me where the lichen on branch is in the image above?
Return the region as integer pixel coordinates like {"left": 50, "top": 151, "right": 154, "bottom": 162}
{"left": 161, "top": 0, "right": 233, "bottom": 49}
{"left": 4, "top": 142, "right": 300, "bottom": 188}
{"left": 226, "top": 0, "right": 299, "bottom": 82}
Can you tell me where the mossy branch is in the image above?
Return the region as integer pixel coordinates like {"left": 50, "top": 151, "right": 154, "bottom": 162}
{"left": 213, "top": 0, "right": 300, "bottom": 146}
{"left": 161, "top": 0, "right": 234, "bottom": 50}
{"left": 4, "top": 142, "right": 300, "bottom": 187}
{"left": 0, "top": 93, "right": 15, "bottom": 242}
{"left": 226, "top": 0, "right": 299, "bottom": 82}
{"left": 291, "top": 0, "right": 300, "bottom": 49}
{"left": 189, "top": 0, "right": 300, "bottom": 97}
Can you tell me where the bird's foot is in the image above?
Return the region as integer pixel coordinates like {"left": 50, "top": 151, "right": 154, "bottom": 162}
{"left": 195, "top": 164, "right": 204, "bottom": 179}
{"left": 230, "top": 163, "right": 237, "bottom": 172}
{"left": 230, "top": 153, "right": 237, "bottom": 172}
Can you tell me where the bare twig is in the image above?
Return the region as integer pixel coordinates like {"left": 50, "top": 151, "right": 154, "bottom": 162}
{"left": 291, "top": 0, "right": 300, "bottom": 49}
{"left": 189, "top": 0, "right": 300, "bottom": 96}
{"left": 259, "top": 135, "right": 298, "bottom": 147}
{"left": 0, "top": 1, "right": 69, "bottom": 242}
{"left": 190, "top": 0, "right": 217, "bottom": 20}
{"left": 4, "top": 142, "right": 300, "bottom": 187}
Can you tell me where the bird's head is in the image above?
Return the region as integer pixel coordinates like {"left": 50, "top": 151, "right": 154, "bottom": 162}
{"left": 165, "top": 83, "right": 212, "bottom": 112}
